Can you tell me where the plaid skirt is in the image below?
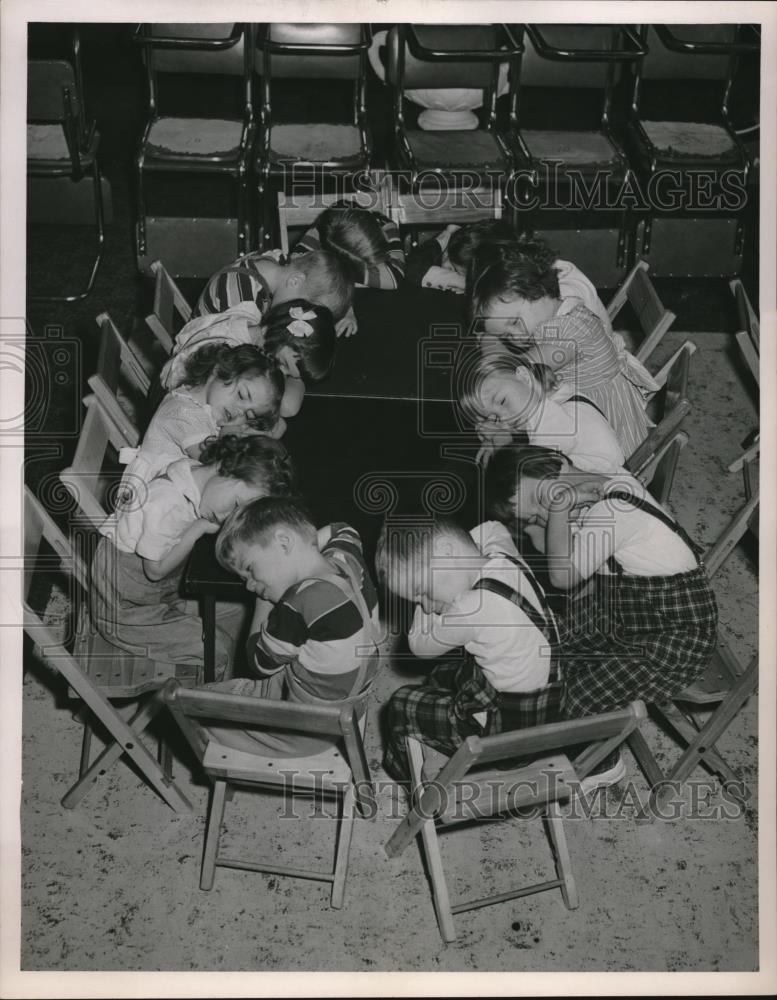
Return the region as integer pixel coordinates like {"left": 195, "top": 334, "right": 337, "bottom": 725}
{"left": 558, "top": 565, "right": 718, "bottom": 718}
{"left": 382, "top": 654, "right": 564, "bottom": 782}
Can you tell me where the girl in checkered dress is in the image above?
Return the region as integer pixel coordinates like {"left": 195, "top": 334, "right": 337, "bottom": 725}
{"left": 485, "top": 445, "right": 718, "bottom": 718}
{"left": 376, "top": 518, "right": 564, "bottom": 782}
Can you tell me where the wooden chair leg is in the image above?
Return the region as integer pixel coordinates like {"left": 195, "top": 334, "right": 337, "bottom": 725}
{"left": 79, "top": 721, "right": 93, "bottom": 777}
{"left": 407, "top": 738, "right": 457, "bottom": 943}
{"left": 545, "top": 802, "right": 579, "bottom": 910}
{"left": 200, "top": 780, "right": 228, "bottom": 891}
{"left": 159, "top": 738, "right": 173, "bottom": 782}
{"left": 61, "top": 691, "right": 191, "bottom": 814}
{"left": 331, "top": 783, "right": 356, "bottom": 909}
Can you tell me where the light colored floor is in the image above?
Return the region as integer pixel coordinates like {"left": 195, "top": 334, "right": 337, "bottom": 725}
{"left": 20, "top": 330, "right": 760, "bottom": 972}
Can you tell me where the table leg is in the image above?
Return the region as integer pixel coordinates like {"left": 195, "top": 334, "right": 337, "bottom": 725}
{"left": 201, "top": 595, "right": 216, "bottom": 684}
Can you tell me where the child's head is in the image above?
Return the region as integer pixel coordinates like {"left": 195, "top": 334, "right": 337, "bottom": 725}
{"left": 259, "top": 298, "right": 336, "bottom": 384}
{"left": 318, "top": 204, "right": 391, "bottom": 274}
{"left": 447, "top": 218, "right": 516, "bottom": 276}
{"left": 484, "top": 444, "right": 567, "bottom": 529}
{"left": 181, "top": 343, "right": 285, "bottom": 431}
{"left": 469, "top": 239, "right": 561, "bottom": 338}
{"left": 196, "top": 435, "right": 295, "bottom": 523}
{"left": 273, "top": 250, "right": 354, "bottom": 322}
{"left": 215, "top": 494, "right": 319, "bottom": 602}
{"left": 457, "top": 346, "right": 553, "bottom": 430}
{"left": 374, "top": 516, "right": 482, "bottom": 614}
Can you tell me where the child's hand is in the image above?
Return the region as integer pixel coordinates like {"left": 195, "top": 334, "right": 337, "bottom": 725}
{"left": 336, "top": 307, "right": 358, "bottom": 338}
{"left": 476, "top": 442, "right": 496, "bottom": 467}
{"left": 196, "top": 518, "right": 222, "bottom": 534}
{"left": 548, "top": 478, "right": 605, "bottom": 512}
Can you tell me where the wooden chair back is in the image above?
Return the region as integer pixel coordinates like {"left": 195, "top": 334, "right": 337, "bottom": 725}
{"left": 607, "top": 259, "right": 676, "bottom": 364}
{"left": 59, "top": 395, "right": 133, "bottom": 529}
{"left": 88, "top": 312, "right": 150, "bottom": 442}
{"left": 384, "top": 702, "right": 646, "bottom": 941}
{"left": 23, "top": 487, "right": 192, "bottom": 813}
{"left": 626, "top": 341, "right": 694, "bottom": 479}
{"left": 730, "top": 278, "right": 759, "bottom": 388}
{"left": 164, "top": 680, "right": 375, "bottom": 906}
{"left": 145, "top": 259, "right": 192, "bottom": 355}
{"left": 638, "top": 430, "right": 688, "bottom": 505}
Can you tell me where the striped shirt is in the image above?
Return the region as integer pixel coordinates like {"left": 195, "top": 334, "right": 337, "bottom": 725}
{"left": 193, "top": 249, "right": 284, "bottom": 318}
{"left": 291, "top": 199, "right": 406, "bottom": 289}
{"left": 249, "top": 523, "right": 379, "bottom": 702}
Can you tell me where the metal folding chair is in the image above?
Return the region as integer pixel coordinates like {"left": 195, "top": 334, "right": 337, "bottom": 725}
{"left": 27, "top": 31, "right": 105, "bottom": 301}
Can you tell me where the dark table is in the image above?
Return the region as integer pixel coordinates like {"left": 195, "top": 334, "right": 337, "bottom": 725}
{"left": 183, "top": 285, "right": 483, "bottom": 682}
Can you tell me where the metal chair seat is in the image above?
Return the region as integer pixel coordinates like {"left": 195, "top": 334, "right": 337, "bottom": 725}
{"left": 144, "top": 117, "right": 245, "bottom": 160}
{"left": 27, "top": 123, "right": 99, "bottom": 169}
{"left": 406, "top": 128, "right": 507, "bottom": 171}
{"left": 521, "top": 128, "right": 624, "bottom": 167}
{"left": 266, "top": 122, "right": 364, "bottom": 167}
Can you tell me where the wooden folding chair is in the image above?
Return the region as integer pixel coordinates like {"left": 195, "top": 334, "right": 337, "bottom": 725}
{"left": 626, "top": 341, "right": 694, "bottom": 484}
{"left": 627, "top": 458, "right": 759, "bottom": 809}
{"left": 637, "top": 430, "right": 689, "bottom": 506}
{"left": 86, "top": 312, "right": 149, "bottom": 448}
{"left": 23, "top": 487, "right": 194, "bottom": 813}
{"left": 607, "top": 259, "right": 676, "bottom": 364}
{"left": 145, "top": 259, "right": 193, "bottom": 356}
{"left": 60, "top": 394, "right": 136, "bottom": 530}
{"left": 384, "top": 702, "right": 646, "bottom": 943}
{"left": 164, "top": 680, "right": 375, "bottom": 908}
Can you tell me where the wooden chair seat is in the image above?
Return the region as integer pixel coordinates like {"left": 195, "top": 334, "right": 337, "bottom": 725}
{"left": 436, "top": 753, "right": 575, "bottom": 825}
{"left": 202, "top": 738, "right": 354, "bottom": 788}
{"left": 74, "top": 624, "right": 198, "bottom": 698}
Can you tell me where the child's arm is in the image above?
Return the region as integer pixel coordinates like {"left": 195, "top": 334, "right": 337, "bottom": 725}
{"left": 142, "top": 518, "right": 220, "bottom": 582}
{"left": 407, "top": 600, "right": 481, "bottom": 658}
{"left": 280, "top": 375, "right": 305, "bottom": 418}
{"left": 545, "top": 482, "right": 609, "bottom": 590}
{"left": 405, "top": 226, "right": 465, "bottom": 292}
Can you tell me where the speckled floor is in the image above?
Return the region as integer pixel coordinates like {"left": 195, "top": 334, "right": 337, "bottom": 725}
{"left": 20, "top": 328, "right": 759, "bottom": 972}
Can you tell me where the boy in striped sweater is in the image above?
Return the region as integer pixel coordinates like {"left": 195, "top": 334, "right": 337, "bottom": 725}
{"left": 203, "top": 496, "right": 381, "bottom": 757}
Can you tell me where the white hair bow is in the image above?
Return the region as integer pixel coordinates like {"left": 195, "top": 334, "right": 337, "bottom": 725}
{"left": 288, "top": 305, "right": 317, "bottom": 338}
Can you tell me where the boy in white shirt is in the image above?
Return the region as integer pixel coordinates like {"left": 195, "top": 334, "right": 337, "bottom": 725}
{"left": 375, "top": 516, "right": 564, "bottom": 782}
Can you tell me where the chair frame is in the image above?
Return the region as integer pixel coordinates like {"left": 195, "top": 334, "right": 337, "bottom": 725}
{"left": 625, "top": 340, "right": 695, "bottom": 482}
{"left": 385, "top": 702, "right": 647, "bottom": 943}
{"left": 133, "top": 23, "right": 257, "bottom": 260}
{"left": 607, "top": 259, "right": 676, "bottom": 364}
{"left": 730, "top": 278, "right": 759, "bottom": 388}
{"left": 23, "top": 487, "right": 193, "bottom": 814}
{"left": 145, "top": 259, "right": 193, "bottom": 355}
{"left": 59, "top": 394, "right": 136, "bottom": 530}
{"left": 164, "top": 680, "right": 375, "bottom": 908}
{"left": 27, "top": 30, "right": 105, "bottom": 302}
{"left": 627, "top": 442, "right": 759, "bottom": 808}
{"left": 387, "top": 24, "right": 522, "bottom": 186}
{"left": 87, "top": 312, "right": 150, "bottom": 447}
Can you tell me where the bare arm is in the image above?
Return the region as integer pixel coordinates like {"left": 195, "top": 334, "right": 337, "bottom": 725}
{"left": 407, "top": 603, "right": 479, "bottom": 658}
{"left": 280, "top": 376, "right": 305, "bottom": 418}
{"left": 142, "top": 519, "right": 219, "bottom": 582}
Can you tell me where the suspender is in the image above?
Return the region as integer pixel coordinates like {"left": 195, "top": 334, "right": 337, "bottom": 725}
{"left": 566, "top": 394, "right": 609, "bottom": 421}
{"left": 604, "top": 490, "right": 705, "bottom": 568}
{"left": 472, "top": 553, "right": 561, "bottom": 655}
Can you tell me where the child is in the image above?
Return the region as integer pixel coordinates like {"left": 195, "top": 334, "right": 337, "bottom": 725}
{"left": 192, "top": 247, "right": 355, "bottom": 336}
{"left": 291, "top": 199, "right": 406, "bottom": 291}
{"left": 127, "top": 344, "right": 285, "bottom": 485}
{"left": 375, "top": 516, "right": 564, "bottom": 782}
{"left": 470, "top": 251, "right": 654, "bottom": 457}
{"left": 484, "top": 445, "right": 719, "bottom": 729}
{"left": 92, "top": 436, "right": 295, "bottom": 680}
{"left": 201, "top": 496, "right": 381, "bottom": 757}
{"left": 457, "top": 346, "right": 626, "bottom": 473}
{"left": 159, "top": 299, "right": 335, "bottom": 429}
{"left": 405, "top": 218, "right": 516, "bottom": 293}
